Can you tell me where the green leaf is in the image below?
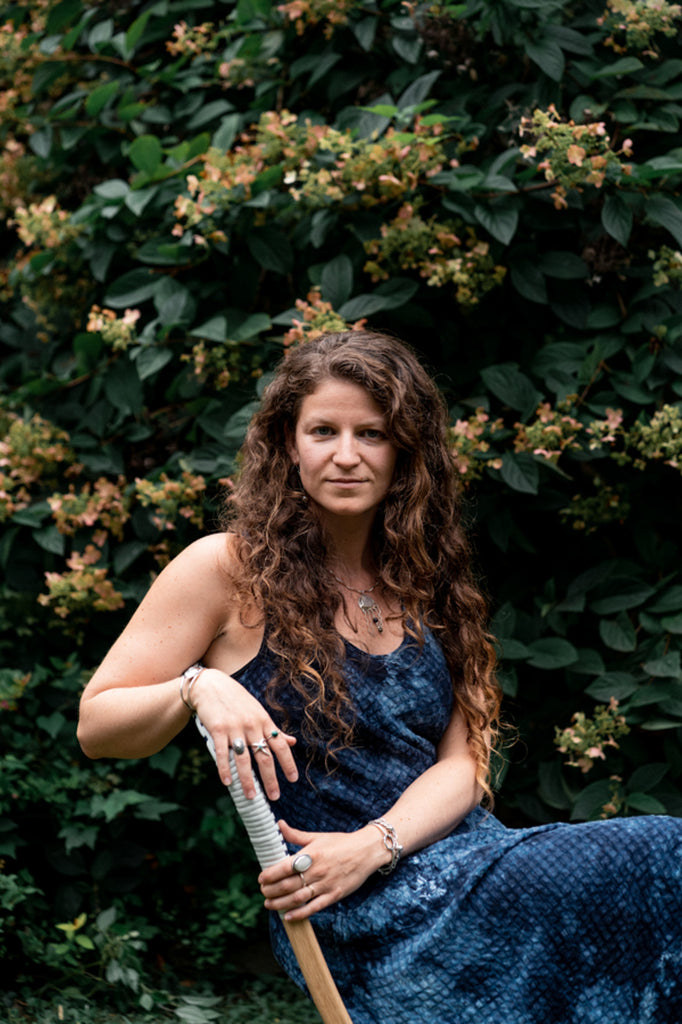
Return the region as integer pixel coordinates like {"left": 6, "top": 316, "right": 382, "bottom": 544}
{"left": 397, "top": 70, "right": 441, "bottom": 111}
{"left": 134, "top": 347, "right": 173, "bottom": 380}
{"left": 321, "top": 254, "right": 354, "bottom": 309}
{"left": 526, "top": 637, "right": 579, "bottom": 669}
{"left": 480, "top": 363, "right": 541, "bottom": 418}
{"left": 646, "top": 195, "right": 682, "bottom": 247}
{"left": 474, "top": 201, "right": 519, "bottom": 245}
{"left": 33, "top": 525, "right": 65, "bottom": 556}
{"left": 541, "top": 251, "right": 589, "bottom": 279}
{"left": 187, "top": 100, "right": 235, "bottom": 131}
{"left": 661, "top": 612, "right": 682, "bottom": 634}
{"left": 191, "top": 316, "right": 230, "bottom": 342}
{"left": 625, "top": 792, "right": 667, "bottom": 814}
{"left": 525, "top": 37, "right": 564, "bottom": 81}
{"left": 538, "top": 760, "right": 572, "bottom": 810}
{"left": 498, "top": 638, "right": 529, "bottom": 660}
{"left": 85, "top": 80, "right": 118, "bottom": 117}
{"left": 373, "top": 278, "right": 418, "bottom": 309}
{"left": 586, "top": 672, "right": 638, "bottom": 701}
{"left": 650, "top": 585, "right": 682, "bottom": 613}
{"left": 212, "top": 113, "right": 241, "bottom": 152}
{"left": 576, "top": 56, "right": 645, "bottom": 79}
{"left": 590, "top": 584, "right": 656, "bottom": 614}
{"left": 37, "top": 712, "right": 67, "bottom": 739}
{"left": 499, "top": 452, "right": 539, "bottom": 494}
{"left": 510, "top": 260, "right": 548, "bottom": 304}
{"left": 643, "top": 651, "right": 681, "bottom": 679}
{"left": 599, "top": 613, "right": 637, "bottom": 651}
{"left": 89, "top": 790, "right": 151, "bottom": 823}
{"left": 103, "top": 358, "right": 144, "bottom": 416}
{"left": 601, "top": 194, "right": 633, "bottom": 247}
{"left": 570, "top": 779, "right": 613, "bottom": 821}
{"left": 129, "top": 135, "right": 163, "bottom": 176}
{"left": 105, "top": 269, "right": 159, "bottom": 308}
{"left": 338, "top": 294, "right": 393, "bottom": 319}
{"left": 125, "top": 8, "right": 153, "bottom": 53}
{"left": 231, "top": 313, "right": 271, "bottom": 341}
{"left": 247, "top": 229, "right": 293, "bottom": 274}
{"left": 353, "top": 15, "right": 378, "bottom": 51}
{"left": 627, "top": 763, "right": 668, "bottom": 793}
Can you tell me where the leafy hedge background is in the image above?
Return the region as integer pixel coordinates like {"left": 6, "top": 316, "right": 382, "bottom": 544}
{"left": 2, "top": 0, "right": 682, "bottom": 1016}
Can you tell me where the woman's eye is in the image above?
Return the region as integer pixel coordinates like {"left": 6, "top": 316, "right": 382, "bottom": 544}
{"left": 312, "top": 425, "right": 333, "bottom": 436}
{"left": 363, "top": 429, "right": 384, "bottom": 440}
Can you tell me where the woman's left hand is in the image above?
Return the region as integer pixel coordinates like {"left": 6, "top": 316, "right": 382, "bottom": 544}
{"left": 258, "top": 820, "right": 389, "bottom": 920}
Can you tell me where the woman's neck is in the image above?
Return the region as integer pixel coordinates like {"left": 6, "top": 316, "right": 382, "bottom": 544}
{"left": 323, "top": 519, "right": 376, "bottom": 584}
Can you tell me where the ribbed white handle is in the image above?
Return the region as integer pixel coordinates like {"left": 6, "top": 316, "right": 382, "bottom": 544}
{"left": 195, "top": 717, "right": 289, "bottom": 869}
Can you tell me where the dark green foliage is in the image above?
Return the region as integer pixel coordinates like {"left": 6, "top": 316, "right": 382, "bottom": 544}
{"left": 1, "top": 0, "right": 682, "bottom": 1009}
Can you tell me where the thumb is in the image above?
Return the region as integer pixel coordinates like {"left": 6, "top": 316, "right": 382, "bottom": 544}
{"left": 278, "top": 819, "right": 314, "bottom": 845}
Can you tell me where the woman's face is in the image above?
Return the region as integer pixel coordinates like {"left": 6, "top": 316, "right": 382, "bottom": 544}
{"left": 287, "top": 378, "right": 398, "bottom": 524}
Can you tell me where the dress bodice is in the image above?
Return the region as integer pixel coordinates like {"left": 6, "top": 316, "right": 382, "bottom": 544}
{"left": 232, "top": 628, "right": 454, "bottom": 832}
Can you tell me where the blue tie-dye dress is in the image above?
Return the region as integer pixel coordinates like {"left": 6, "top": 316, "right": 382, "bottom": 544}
{"left": 232, "top": 630, "right": 682, "bottom": 1024}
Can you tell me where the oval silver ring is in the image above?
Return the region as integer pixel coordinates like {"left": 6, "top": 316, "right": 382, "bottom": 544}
{"left": 292, "top": 852, "right": 313, "bottom": 874}
{"left": 232, "top": 738, "right": 246, "bottom": 755}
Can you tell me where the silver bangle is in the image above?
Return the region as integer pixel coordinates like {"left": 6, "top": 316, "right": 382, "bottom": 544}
{"left": 369, "top": 817, "right": 403, "bottom": 875}
{"left": 180, "top": 663, "right": 205, "bottom": 713}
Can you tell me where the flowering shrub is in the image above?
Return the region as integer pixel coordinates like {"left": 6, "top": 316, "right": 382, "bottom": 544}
{"left": 364, "top": 203, "right": 506, "bottom": 308}
{"left": 519, "top": 106, "right": 633, "bottom": 209}
{"left": 2, "top": 0, "right": 682, "bottom": 1005}
{"left": 449, "top": 410, "right": 504, "bottom": 480}
{"left": 86, "top": 307, "right": 141, "bottom": 353}
{"left": 0, "top": 411, "right": 75, "bottom": 520}
{"left": 555, "top": 699, "right": 630, "bottom": 774}
{"left": 598, "top": 0, "right": 682, "bottom": 53}
{"left": 283, "top": 290, "right": 363, "bottom": 346}
{"left": 278, "top": 0, "right": 361, "bottom": 37}
{"left": 651, "top": 245, "right": 682, "bottom": 288}
{"left": 48, "top": 478, "right": 131, "bottom": 539}
{"left": 134, "top": 472, "right": 206, "bottom": 532}
{"left": 38, "top": 546, "right": 125, "bottom": 621}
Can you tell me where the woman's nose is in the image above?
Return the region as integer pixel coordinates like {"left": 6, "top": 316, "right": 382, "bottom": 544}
{"left": 333, "top": 433, "right": 361, "bottom": 466}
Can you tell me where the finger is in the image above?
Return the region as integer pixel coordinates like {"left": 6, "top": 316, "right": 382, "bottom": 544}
{"left": 266, "top": 732, "right": 299, "bottom": 782}
{"left": 260, "top": 872, "right": 306, "bottom": 898}
{"left": 250, "top": 739, "right": 281, "bottom": 801}
{"left": 264, "top": 880, "right": 323, "bottom": 917}
{"left": 278, "top": 820, "right": 314, "bottom": 845}
{"left": 211, "top": 731, "right": 233, "bottom": 787}
{"left": 282, "top": 886, "right": 328, "bottom": 921}
{"left": 231, "top": 737, "right": 258, "bottom": 799}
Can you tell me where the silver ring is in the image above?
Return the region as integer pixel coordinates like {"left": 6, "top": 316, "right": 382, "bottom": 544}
{"left": 269, "top": 728, "right": 279, "bottom": 738}
{"left": 292, "top": 853, "right": 313, "bottom": 874}
{"left": 298, "top": 872, "right": 307, "bottom": 887}
{"left": 232, "top": 738, "right": 246, "bottom": 755}
{"left": 252, "top": 739, "right": 271, "bottom": 756}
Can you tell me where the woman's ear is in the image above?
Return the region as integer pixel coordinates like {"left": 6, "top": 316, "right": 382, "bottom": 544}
{"left": 284, "top": 425, "right": 298, "bottom": 465}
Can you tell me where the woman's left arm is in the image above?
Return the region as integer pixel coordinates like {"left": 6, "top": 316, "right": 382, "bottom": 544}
{"left": 259, "top": 709, "right": 482, "bottom": 920}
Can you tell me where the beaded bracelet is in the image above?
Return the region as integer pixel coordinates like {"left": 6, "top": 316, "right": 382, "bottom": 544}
{"left": 369, "top": 817, "right": 403, "bottom": 875}
{"left": 180, "top": 663, "right": 205, "bottom": 713}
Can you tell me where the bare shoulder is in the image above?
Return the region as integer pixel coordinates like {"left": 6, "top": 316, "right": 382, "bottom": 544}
{"left": 83, "top": 533, "right": 246, "bottom": 695}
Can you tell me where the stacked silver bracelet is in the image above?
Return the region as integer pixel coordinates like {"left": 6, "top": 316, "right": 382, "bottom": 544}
{"left": 180, "top": 663, "right": 205, "bottom": 713}
{"left": 369, "top": 817, "right": 403, "bottom": 875}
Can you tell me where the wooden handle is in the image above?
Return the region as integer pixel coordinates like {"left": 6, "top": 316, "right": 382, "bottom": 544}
{"left": 281, "top": 918, "right": 354, "bottom": 1024}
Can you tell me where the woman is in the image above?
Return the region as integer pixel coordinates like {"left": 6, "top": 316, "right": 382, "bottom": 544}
{"left": 79, "top": 331, "right": 682, "bottom": 1023}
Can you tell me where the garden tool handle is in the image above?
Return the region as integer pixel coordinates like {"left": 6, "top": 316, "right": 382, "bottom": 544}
{"left": 195, "top": 717, "right": 353, "bottom": 1024}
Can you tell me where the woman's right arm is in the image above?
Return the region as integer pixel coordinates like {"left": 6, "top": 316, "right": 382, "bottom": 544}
{"left": 77, "top": 533, "right": 298, "bottom": 800}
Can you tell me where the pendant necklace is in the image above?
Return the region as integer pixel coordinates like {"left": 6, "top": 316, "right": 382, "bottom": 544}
{"left": 333, "top": 574, "right": 384, "bottom": 634}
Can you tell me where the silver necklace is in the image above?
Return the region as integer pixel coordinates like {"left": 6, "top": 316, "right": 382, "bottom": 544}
{"left": 333, "top": 574, "right": 384, "bottom": 634}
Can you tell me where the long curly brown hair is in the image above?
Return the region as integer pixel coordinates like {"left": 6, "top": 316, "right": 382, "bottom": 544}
{"left": 226, "top": 330, "right": 501, "bottom": 801}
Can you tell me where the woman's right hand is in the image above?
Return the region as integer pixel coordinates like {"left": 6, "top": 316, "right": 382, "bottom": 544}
{"left": 190, "top": 667, "right": 298, "bottom": 801}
